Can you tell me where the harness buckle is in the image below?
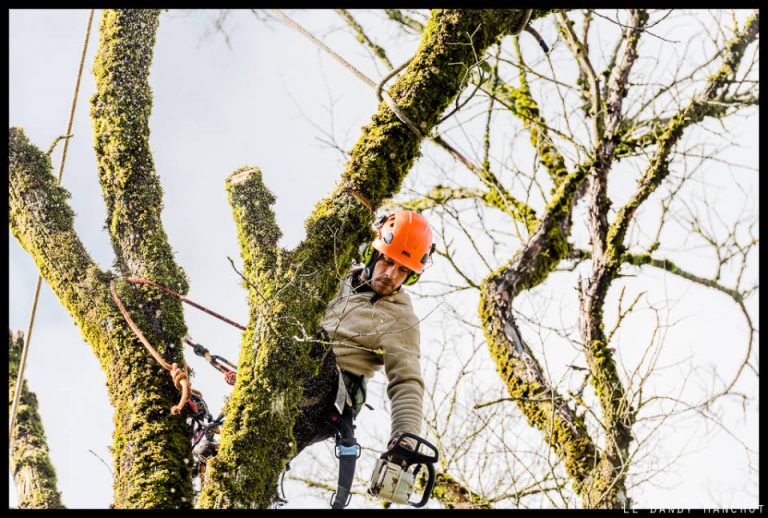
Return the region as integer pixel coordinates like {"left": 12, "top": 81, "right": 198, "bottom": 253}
{"left": 335, "top": 443, "right": 361, "bottom": 459}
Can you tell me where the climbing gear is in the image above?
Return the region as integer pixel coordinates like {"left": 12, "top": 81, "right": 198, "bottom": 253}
{"left": 122, "top": 276, "right": 246, "bottom": 331}
{"left": 332, "top": 365, "right": 349, "bottom": 415}
{"left": 108, "top": 275, "right": 241, "bottom": 474}
{"left": 187, "top": 389, "right": 224, "bottom": 478}
{"left": 524, "top": 25, "right": 550, "bottom": 54}
{"left": 329, "top": 406, "right": 361, "bottom": 509}
{"left": 9, "top": 9, "right": 96, "bottom": 448}
{"left": 109, "top": 275, "right": 241, "bottom": 406}
{"left": 365, "top": 211, "right": 435, "bottom": 285}
{"left": 111, "top": 276, "right": 242, "bottom": 394}
{"left": 185, "top": 337, "right": 237, "bottom": 385}
{"left": 368, "top": 433, "right": 438, "bottom": 508}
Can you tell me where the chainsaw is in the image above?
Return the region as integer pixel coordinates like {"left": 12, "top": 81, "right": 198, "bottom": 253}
{"left": 368, "top": 432, "right": 438, "bottom": 508}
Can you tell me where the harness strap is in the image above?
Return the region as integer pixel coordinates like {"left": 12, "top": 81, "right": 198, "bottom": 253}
{"left": 330, "top": 407, "right": 359, "bottom": 509}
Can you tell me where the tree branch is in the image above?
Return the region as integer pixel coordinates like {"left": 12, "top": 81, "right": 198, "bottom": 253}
{"left": 9, "top": 330, "right": 65, "bottom": 509}
{"left": 337, "top": 9, "right": 394, "bottom": 70}
{"left": 507, "top": 36, "right": 570, "bottom": 188}
{"left": 9, "top": 125, "right": 194, "bottom": 508}
{"left": 199, "top": 9, "right": 543, "bottom": 508}
{"left": 384, "top": 9, "right": 424, "bottom": 34}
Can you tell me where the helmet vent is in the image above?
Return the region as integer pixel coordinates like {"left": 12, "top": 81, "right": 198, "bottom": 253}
{"left": 383, "top": 232, "right": 394, "bottom": 244}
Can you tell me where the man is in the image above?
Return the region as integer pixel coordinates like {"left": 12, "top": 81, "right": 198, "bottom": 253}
{"left": 290, "top": 210, "right": 434, "bottom": 507}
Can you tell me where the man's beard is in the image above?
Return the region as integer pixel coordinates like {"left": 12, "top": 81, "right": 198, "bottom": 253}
{"left": 369, "top": 274, "right": 395, "bottom": 295}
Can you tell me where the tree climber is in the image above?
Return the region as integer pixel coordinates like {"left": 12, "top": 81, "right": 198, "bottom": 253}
{"left": 291, "top": 210, "right": 435, "bottom": 508}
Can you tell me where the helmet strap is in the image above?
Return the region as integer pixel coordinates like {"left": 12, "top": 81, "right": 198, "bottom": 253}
{"left": 363, "top": 249, "right": 380, "bottom": 283}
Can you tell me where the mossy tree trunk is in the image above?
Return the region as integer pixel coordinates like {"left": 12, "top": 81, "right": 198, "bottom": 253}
{"left": 9, "top": 330, "right": 65, "bottom": 509}
{"left": 9, "top": 9, "right": 194, "bottom": 508}
{"left": 198, "top": 9, "right": 546, "bottom": 509}
{"left": 478, "top": 10, "right": 758, "bottom": 509}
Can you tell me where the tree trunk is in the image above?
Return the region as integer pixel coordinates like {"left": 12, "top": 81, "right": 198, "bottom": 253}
{"left": 9, "top": 330, "right": 65, "bottom": 509}
{"left": 199, "top": 9, "right": 544, "bottom": 509}
{"left": 9, "top": 9, "right": 194, "bottom": 507}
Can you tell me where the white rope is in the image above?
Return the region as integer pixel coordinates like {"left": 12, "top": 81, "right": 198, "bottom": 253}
{"left": 272, "top": 9, "right": 424, "bottom": 138}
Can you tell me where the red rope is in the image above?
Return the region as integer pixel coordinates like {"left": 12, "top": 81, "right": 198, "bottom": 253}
{"left": 110, "top": 276, "right": 242, "bottom": 409}
{"left": 125, "top": 277, "right": 246, "bottom": 330}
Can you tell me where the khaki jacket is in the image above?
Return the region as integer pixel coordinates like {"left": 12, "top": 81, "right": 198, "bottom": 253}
{"left": 320, "top": 270, "right": 424, "bottom": 442}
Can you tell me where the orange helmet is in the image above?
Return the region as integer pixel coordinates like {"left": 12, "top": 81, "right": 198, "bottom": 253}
{"left": 371, "top": 211, "right": 434, "bottom": 274}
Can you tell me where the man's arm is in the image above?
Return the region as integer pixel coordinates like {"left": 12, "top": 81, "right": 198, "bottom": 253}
{"left": 382, "top": 310, "right": 425, "bottom": 443}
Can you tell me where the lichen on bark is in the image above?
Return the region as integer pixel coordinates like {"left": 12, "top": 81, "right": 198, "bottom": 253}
{"left": 9, "top": 330, "right": 65, "bottom": 509}
{"left": 199, "top": 9, "right": 543, "bottom": 509}
{"left": 9, "top": 8, "right": 195, "bottom": 508}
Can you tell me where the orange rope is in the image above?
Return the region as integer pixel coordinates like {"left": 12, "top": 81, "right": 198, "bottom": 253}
{"left": 109, "top": 278, "right": 190, "bottom": 415}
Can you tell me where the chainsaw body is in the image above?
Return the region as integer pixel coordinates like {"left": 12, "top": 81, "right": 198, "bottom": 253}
{"left": 368, "top": 432, "right": 438, "bottom": 508}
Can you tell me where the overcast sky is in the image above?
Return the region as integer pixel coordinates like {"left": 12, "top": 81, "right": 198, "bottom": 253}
{"left": 9, "top": 9, "right": 758, "bottom": 509}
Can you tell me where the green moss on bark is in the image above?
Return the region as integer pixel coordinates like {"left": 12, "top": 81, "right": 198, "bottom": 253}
{"left": 9, "top": 330, "right": 65, "bottom": 509}
{"left": 478, "top": 291, "right": 597, "bottom": 491}
{"left": 428, "top": 472, "right": 492, "bottom": 509}
{"left": 200, "top": 9, "right": 542, "bottom": 509}
{"left": 9, "top": 127, "right": 193, "bottom": 508}
{"left": 91, "top": 10, "right": 188, "bottom": 293}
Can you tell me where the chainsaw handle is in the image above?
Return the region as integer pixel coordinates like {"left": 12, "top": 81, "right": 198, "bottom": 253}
{"left": 392, "top": 432, "right": 438, "bottom": 465}
{"left": 410, "top": 461, "right": 435, "bottom": 508}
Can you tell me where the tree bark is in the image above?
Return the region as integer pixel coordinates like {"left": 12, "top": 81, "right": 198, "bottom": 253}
{"left": 480, "top": 9, "right": 758, "bottom": 509}
{"left": 9, "top": 9, "right": 194, "bottom": 508}
{"left": 9, "top": 330, "right": 65, "bottom": 509}
{"left": 199, "top": 9, "right": 544, "bottom": 509}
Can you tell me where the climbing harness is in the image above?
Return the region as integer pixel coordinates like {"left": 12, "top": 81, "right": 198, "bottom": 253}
{"left": 329, "top": 405, "right": 361, "bottom": 509}
{"left": 368, "top": 433, "right": 439, "bottom": 508}
{"left": 9, "top": 9, "right": 96, "bottom": 448}
{"left": 108, "top": 275, "right": 242, "bottom": 473}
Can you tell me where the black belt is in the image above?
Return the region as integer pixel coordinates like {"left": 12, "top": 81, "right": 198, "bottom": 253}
{"left": 330, "top": 403, "right": 359, "bottom": 509}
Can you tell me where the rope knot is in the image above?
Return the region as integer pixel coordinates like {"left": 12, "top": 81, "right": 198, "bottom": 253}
{"left": 169, "top": 362, "right": 191, "bottom": 415}
{"left": 170, "top": 362, "right": 188, "bottom": 389}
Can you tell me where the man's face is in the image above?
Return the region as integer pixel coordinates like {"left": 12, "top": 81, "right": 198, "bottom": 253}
{"left": 366, "top": 253, "right": 413, "bottom": 296}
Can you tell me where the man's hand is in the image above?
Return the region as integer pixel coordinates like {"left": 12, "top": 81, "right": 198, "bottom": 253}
{"left": 384, "top": 437, "right": 415, "bottom": 466}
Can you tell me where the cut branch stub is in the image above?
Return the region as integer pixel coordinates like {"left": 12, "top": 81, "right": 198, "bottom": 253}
{"left": 200, "top": 8, "right": 549, "bottom": 510}
{"left": 226, "top": 166, "right": 282, "bottom": 283}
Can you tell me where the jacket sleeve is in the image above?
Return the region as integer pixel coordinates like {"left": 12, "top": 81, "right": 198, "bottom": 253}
{"left": 381, "top": 310, "right": 425, "bottom": 443}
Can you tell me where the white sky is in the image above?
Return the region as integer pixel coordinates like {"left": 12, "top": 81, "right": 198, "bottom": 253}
{"left": 8, "top": 9, "right": 759, "bottom": 509}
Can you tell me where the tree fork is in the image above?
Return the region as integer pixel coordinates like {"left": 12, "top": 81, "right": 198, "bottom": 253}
{"left": 10, "top": 8, "right": 196, "bottom": 507}
{"left": 199, "top": 9, "right": 546, "bottom": 509}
